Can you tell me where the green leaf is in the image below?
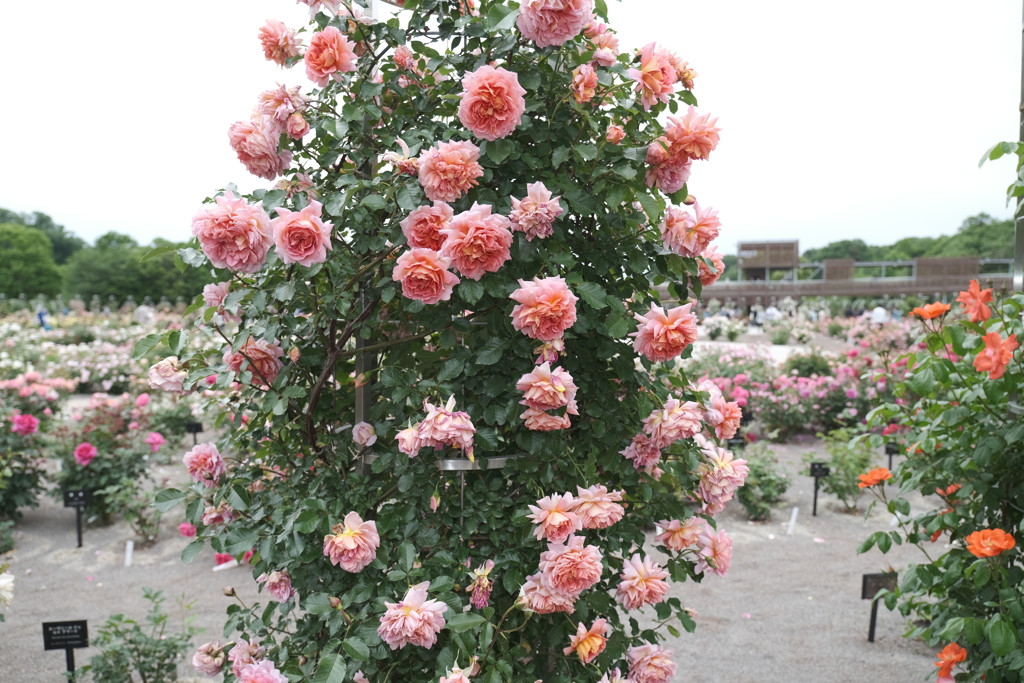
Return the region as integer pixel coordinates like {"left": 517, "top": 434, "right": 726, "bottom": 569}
{"left": 305, "top": 593, "right": 335, "bottom": 616}
{"left": 576, "top": 282, "right": 608, "bottom": 310}
{"left": 446, "top": 612, "right": 487, "bottom": 633}
{"left": 857, "top": 532, "right": 877, "bottom": 554}
{"left": 430, "top": 575, "right": 455, "bottom": 593}
{"left": 399, "top": 541, "right": 417, "bottom": 572}
{"left": 173, "top": 253, "right": 187, "bottom": 273}
{"left": 486, "top": 139, "right": 515, "bottom": 164}
{"left": 965, "top": 618, "right": 985, "bottom": 645}
{"left": 990, "top": 617, "right": 1017, "bottom": 656}
{"left": 153, "top": 488, "right": 186, "bottom": 513}
{"left": 485, "top": 3, "right": 519, "bottom": 31}
{"left": 361, "top": 194, "right": 387, "bottom": 211}
{"left": 438, "top": 358, "right": 465, "bottom": 382}
{"left": 181, "top": 539, "right": 204, "bottom": 564}
{"left": 396, "top": 184, "right": 420, "bottom": 212}
{"left": 636, "top": 192, "right": 662, "bottom": 223}
{"left": 312, "top": 653, "right": 346, "bottom": 683}
{"left": 342, "top": 637, "right": 370, "bottom": 661}
{"left": 552, "top": 147, "right": 570, "bottom": 168}
{"left": 224, "top": 528, "right": 259, "bottom": 556}
{"left": 459, "top": 279, "right": 485, "bottom": 305}
{"left": 140, "top": 245, "right": 177, "bottom": 262}
{"left": 939, "top": 617, "right": 964, "bottom": 640}
{"left": 295, "top": 509, "right": 322, "bottom": 534}
{"left": 262, "top": 189, "right": 288, "bottom": 212}
{"left": 133, "top": 333, "right": 164, "bottom": 359}
{"left": 575, "top": 143, "right": 598, "bottom": 161}
{"left": 594, "top": 0, "right": 608, "bottom": 18}
{"left": 476, "top": 338, "right": 509, "bottom": 365}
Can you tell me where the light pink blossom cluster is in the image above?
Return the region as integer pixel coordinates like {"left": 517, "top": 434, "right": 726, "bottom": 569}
{"left": 510, "top": 182, "right": 563, "bottom": 241}
{"left": 694, "top": 434, "right": 749, "bottom": 514}
{"left": 659, "top": 203, "right": 721, "bottom": 258}
{"left": 631, "top": 303, "right": 698, "bottom": 362}
{"left": 323, "top": 511, "right": 380, "bottom": 572}
{"left": 377, "top": 582, "right": 448, "bottom": 649}
{"left": 621, "top": 397, "right": 703, "bottom": 478}
{"left": 229, "top": 639, "right": 267, "bottom": 678}
{"left": 192, "top": 641, "right": 225, "bottom": 675}
{"left": 441, "top": 203, "right": 513, "bottom": 280}
{"left": 521, "top": 534, "right": 602, "bottom": 614}
{"left": 395, "top": 396, "right": 476, "bottom": 459}
{"left": 516, "top": 362, "right": 578, "bottom": 431}
{"left": 516, "top": 0, "right": 594, "bottom": 48}
{"left": 584, "top": 17, "right": 620, "bottom": 67}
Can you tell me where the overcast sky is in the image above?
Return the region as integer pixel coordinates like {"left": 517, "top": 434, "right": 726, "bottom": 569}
{"left": 0, "top": 1, "right": 1018, "bottom": 255}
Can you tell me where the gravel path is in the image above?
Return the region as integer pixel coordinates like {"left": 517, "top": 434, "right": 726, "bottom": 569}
{"left": 1, "top": 440, "right": 939, "bottom": 682}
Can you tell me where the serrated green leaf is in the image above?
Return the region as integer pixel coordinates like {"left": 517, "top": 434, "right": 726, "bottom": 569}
{"left": 153, "top": 488, "right": 186, "bottom": 513}
{"left": 990, "top": 617, "right": 1016, "bottom": 656}
{"left": 460, "top": 279, "right": 485, "bottom": 305}
{"left": 576, "top": 282, "right": 608, "bottom": 309}
{"left": 181, "top": 539, "right": 204, "bottom": 564}
{"left": 312, "top": 653, "right": 346, "bottom": 683}
{"left": 438, "top": 358, "right": 465, "bottom": 382}
{"left": 485, "top": 3, "right": 519, "bottom": 31}
{"left": 552, "top": 147, "right": 570, "bottom": 168}
{"left": 295, "top": 509, "right": 322, "bottom": 534}
{"left": 342, "top": 637, "right": 370, "bottom": 661}
{"left": 133, "top": 333, "right": 164, "bottom": 359}
{"left": 361, "top": 194, "right": 387, "bottom": 211}
{"left": 305, "top": 593, "right": 335, "bottom": 616}
{"left": 446, "top": 612, "right": 486, "bottom": 633}
{"left": 140, "top": 245, "right": 177, "bottom": 262}
{"left": 476, "top": 338, "right": 509, "bottom": 365}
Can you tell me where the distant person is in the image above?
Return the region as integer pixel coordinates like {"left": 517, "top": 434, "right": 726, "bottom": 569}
{"left": 765, "top": 305, "right": 781, "bottom": 322}
{"left": 870, "top": 306, "right": 890, "bottom": 326}
{"left": 36, "top": 305, "right": 51, "bottom": 331}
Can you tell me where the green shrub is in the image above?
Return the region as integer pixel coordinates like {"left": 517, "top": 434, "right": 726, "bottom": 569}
{"left": 805, "top": 428, "right": 873, "bottom": 512}
{"left": 97, "top": 480, "right": 162, "bottom": 547}
{"left": 769, "top": 324, "right": 791, "bottom": 345}
{"left": 735, "top": 443, "right": 790, "bottom": 520}
{"left": 0, "top": 520, "right": 14, "bottom": 554}
{"left": 827, "top": 321, "right": 844, "bottom": 338}
{"left": 784, "top": 349, "right": 833, "bottom": 378}
{"left": 0, "top": 437, "right": 47, "bottom": 521}
{"left": 0, "top": 224, "right": 62, "bottom": 298}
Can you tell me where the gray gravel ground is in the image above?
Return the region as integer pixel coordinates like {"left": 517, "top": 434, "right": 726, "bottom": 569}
{"left": 1, "top": 439, "right": 940, "bottom": 683}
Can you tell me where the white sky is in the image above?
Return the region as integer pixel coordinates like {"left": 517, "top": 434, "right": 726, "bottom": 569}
{"left": 0, "top": 0, "right": 1019, "bottom": 255}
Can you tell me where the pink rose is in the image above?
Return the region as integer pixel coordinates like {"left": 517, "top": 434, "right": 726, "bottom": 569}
{"left": 645, "top": 138, "right": 692, "bottom": 195}
{"left": 571, "top": 485, "right": 624, "bottom": 529}
{"left": 517, "top": 0, "right": 593, "bottom": 48}
{"left": 229, "top": 638, "right": 266, "bottom": 678}
{"left": 144, "top": 432, "right": 166, "bottom": 453}
{"left": 203, "top": 281, "right": 231, "bottom": 309}
{"left": 257, "top": 571, "right": 295, "bottom": 602}
{"left": 521, "top": 573, "right": 576, "bottom": 614}
{"left": 10, "top": 413, "right": 40, "bottom": 436}
{"left": 698, "top": 245, "right": 725, "bottom": 286}
{"left": 605, "top": 124, "right": 626, "bottom": 144}
{"left": 527, "top": 492, "right": 582, "bottom": 543}
{"left": 440, "top": 203, "right": 513, "bottom": 280}
{"left": 128, "top": 421, "right": 139, "bottom": 430}
{"left": 695, "top": 437, "right": 749, "bottom": 515}
{"left": 695, "top": 527, "right": 733, "bottom": 577}
{"left": 396, "top": 424, "right": 424, "bottom": 455}
{"left": 628, "top": 643, "right": 676, "bottom": 683}
{"left": 642, "top": 397, "right": 703, "bottom": 447}
{"left": 666, "top": 105, "right": 721, "bottom": 161}
{"left": 571, "top": 63, "right": 598, "bottom": 103}
{"left": 73, "top": 442, "right": 97, "bottom": 467}
{"left": 191, "top": 190, "right": 273, "bottom": 272}
{"left": 510, "top": 182, "right": 563, "bottom": 241}
{"left": 563, "top": 619, "right": 609, "bottom": 664}
{"left": 590, "top": 30, "right": 620, "bottom": 67}
{"left": 393, "top": 44, "right": 417, "bottom": 71}
{"left": 392, "top": 249, "right": 460, "bottom": 305}
{"left": 457, "top": 65, "right": 526, "bottom": 141}
{"left": 629, "top": 42, "right": 677, "bottom": 111}
{"left": 323, "top": 511, "right": 380, "bottom": 572}
{"left": 148, "top": 356, "right": 188, "bottom": 394}
{"left": 539, "top": 534, "right": 603, "bottom": 597}
{"left": 179, "top": 522, "right": 197, "bottom": 537}
{"left": 255, "top": 84, "right": 307, "bottom": 124}
{"left": 620, "top": 433, "right": 662, "bottom": 475}
{"left": 286, "top": 112, "right": 309, "bottom": 139}
{"left": 631, "top": 303, "right": 698, "bottom": 362}
{"left": 352, "top": 421, "right": 377, "bottom": 447}
{"left": 417, "top": 396, "right": 476, "bottom": 458}
{"left": 510, "top": 277, "right": 578, "bottom": 341}
{"left": 228, "top": 117, "right": 292, "bottom": 181}
{"left": 655, "top": 517, "right": 706, "bottom": 552}
{"left": 377, "top": 582, "right": 448, "bottom": 649}
{"left": 271, "top": 200, "right": 333, "bottom": 266}
{"left": 184, "top": 443, "right": 226, "bottom": 488}
{"left": 516, "top": 363, "right": 578, "bottom": 413}
{"left": 134, "top": 393, "right": 150, "bottom": 408}
{"left": 223, "top": 338, "right": 285, "bottom": 388}
{"left": 203, "top": 503, "right": 235, "bottom": 526}
{"left": 521, "top": 407, "right": 573, "bottom": 431}
{"left": 192, "top": 642, "right": 225, "bottom": 675}
{"left": 304, "top": 26, "right": 357, "bottom": 87}
{"left": 401, "top": 202, "right": 453, "bottom": 251}
{"left": 258, "top": 20, "right": 301, "bottom": 66}
{"left": 417, "top": 140, "right": 484, "bottom": 202}
{"left": 615, "top": 554, "right": 670, "bottom": 610}
{"left": 237, "top": 660, "right": 288, "bottom": 683}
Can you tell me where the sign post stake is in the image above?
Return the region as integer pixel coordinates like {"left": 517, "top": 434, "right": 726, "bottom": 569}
{"left": 885, "top": 442, "right": 899, "bottom": 471}
{"left": 43, "top": 620, "right": 89, "bottom": 681}
{"left": 809, "top": 463, "right": 830, "bottom": 516}
{"left": 862, "top": 572, "right": 898, "bottom": 643}
{"left": 75, "top": 506, "right": 83, "bottom": 548}
{"left": 65, "top": 647, "right": 76, "bottom": 680}
{"left": 63, "top": 490, "right": 91, "bottom": 548}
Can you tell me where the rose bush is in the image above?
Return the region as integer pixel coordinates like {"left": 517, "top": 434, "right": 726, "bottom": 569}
{"left": 147, "top": 1, "right": 747, "bottom": 681}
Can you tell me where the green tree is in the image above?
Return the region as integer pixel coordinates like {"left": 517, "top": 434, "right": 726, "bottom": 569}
{"left": 0, "top": 224, "right": 62, "bottom": 298}
{"left": 0, "top": 208, "right": 85, "bottom": 264}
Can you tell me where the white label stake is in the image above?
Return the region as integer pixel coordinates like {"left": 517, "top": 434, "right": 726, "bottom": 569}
{"left": 787, "top": 507, "right": 799, "bottom": 536}
{"left": 124, "top": 540, "right": 134, "bottom": 567}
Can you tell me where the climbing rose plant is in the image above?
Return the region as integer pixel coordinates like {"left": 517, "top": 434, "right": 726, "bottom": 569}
{"left": 146, "top": 1, "right": 743, "bottom": 681}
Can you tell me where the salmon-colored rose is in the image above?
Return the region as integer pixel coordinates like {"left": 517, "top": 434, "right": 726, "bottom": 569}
{"left": 516, "top": 0, "right": 593, "bottom": 48}
{"left": 698, "top": 245, "right": 725, "bottom": 286}
{"left": 911, "top": 302, "right": 951, "bottom": 320}
{"left": 973, "top": 332, "right": 1018, "bottom": 380}
{"left": 571, "top": 64, "right": 598, "bottom": 104}
{"left": 228, "top": 118, "right": 292, "bottom": 181}
{"left": 510, "top": 277, "right": 578, "bottom": 341}
{"left": 659, "top": 203, "right": 721, "bottom": 257}
{"left": 440, "top": 203, "right": 513, "bottom": 280}
{"left": 606, "top": 124, "right": 626, "bottom": 144}
{"left": 965, "top": 529, "right": 1016, "bottom": 558}
{"left": 304, "top": 26, "right": 357, "bottom": 87}
{"left": 616, "top": 554, "right": 669, "bottom": 610}
{"left": 271, "top": 200, "right": 333, "bottom": 266}
{"left": 527, "top": 493, "right": 581, "bottom": 543}
{"left": 401, "top": 202, "right": 453, "bottom": 251}
{"left": 631, "top": 303, "right": 698, "bottom": 362}
{"left": 956, "top": 280, "right": 993, "bottom": 323}
{"left": 417, "top": 140, "right": 484, "bottom": 202}
{"left": 563, "top": 619, "right": 608, "bottom": 664}
{"left": 457, "top": 65, "right": 526, "bottom": 141}
{"left": 935, "top": 643, "right": 967, "bottom": 679}
{"left": 629, "top": 42, "right": 676, "bottom": 111}
{"left": 223, "top": 338, "right": 285, "bottom": 388}
{"left": 258, "top": 20, "right": 302, "bottom": 66}
{"left": 392, "top": 249, "right": 460, "bottom": 305}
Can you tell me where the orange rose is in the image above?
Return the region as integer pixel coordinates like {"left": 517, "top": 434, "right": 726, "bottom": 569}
{"left": 935, "top": 642, "right": 966, "bottom": 678}
{"left": 857, "top": 467, "right": 892, "bottom": 488}
{"left": 964, "top": 528, "right": 1016, "bottom": 558}
{"left": 973, "top": 332, "right": 1019, "bottom": 380}
{"left": 911, "top": 302, "right": 951, "bottom": 320}
{"left": 956, "top": 280, "right": 993, "bottom": 323}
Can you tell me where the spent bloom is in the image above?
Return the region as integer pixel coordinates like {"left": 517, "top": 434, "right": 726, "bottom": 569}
{"left": 191, "top": 190, "right": 273, "bottom": 272}
{"left": 616, "top": 554, "right": 670, "bottom": 610}
{"left": 10, "top": 413, "right": 39, "bottom": 436}
{"left": 695, "top": 527, "right": 733, "bottom": 577}
{"left": 401, "top": 202, "right": 453, "bottom": 251}
{"left": 224, "top": 338, "right": 285, "bottom": 387}
{"left": 271, "top": 200, "right": 333, "bottom": 267}
{"left": 521, "top": 407, "right": 573, "bottom": 431}
{"left": 598, "top": 669, "right": 631, "bottom": 683}
{"left": 255, "top": 84, "right": 307, "bottom": 124}
{"left": 304, "top": 26, "right": 357, "bottom": 87}
{"left": 571, "top": 485, "right": 624, "bottom": 529}
{"left": 392, "top": 249, "right": 460, "bottom": 305}
{"left": 417, "top": 396, "right": 476, "bottom": 458}
{"left": 74, "top": 442, "right": 98, "bottom": 467}
{"left": 516, "top": 0, "right": 593, "bottom": 48}
{"left": 528, "top": 493, "right": 583, "bottom": 543}
{"left": 184, "top": 443, "right": 226, "bottom": 488}
{"left": 539, "top": 534, "right": 603, "bottom": 597}
{"left": 510, "top": 182, "right": 563, "bottom": 241}
{"left": 440, "top": 665, "right": 473, "bottom": 683}
{"left": 973, "top": 332, "right": 1019, "bottom": 380}
{"left": 620, "top": 433, "right": 662, "bottom": 475}
{"left": 258, "top": 20, "right": 302, "bottom": 66}
{"left": 965, "top": 529, "right": 1016, "bottom": 558}
{"left": 229, "top": 638, "right": 267, "bottom": 678}
{"left": 628, "top": 643, "right": 676, "bottom": 683}
{"left": 696, "top": 437, "right": 749, "bottom": 514}
{"left": 659, "top": 203, "right": 721, "bottom": 258}
{"left": 149, "top": 356, "right": 188, "bottom": 394}
{"left": 466, "top": 559, "right": 496, "bottom": 609}
{"left": 440, "top": 203, "right": 513, "bottom": 280}
{"left": 571, "top": 63, "right": 598, "bottom": 104}
{"left": 257, "top": 571, "right": 296, "bottom": 602}
{"left": 378, "top": 582, "right": 448, "bottom": 649}
{"left": 323, "top": 511, "right": 380, "bottom": 572}
{"left": 228, "top": 117, "right": 292, "bottom": 181}
{"left": 656, "top": 517, "right": 707, "bottom": 552}
{"left": 631, "top": 303, "right": 698, "bottom": 362}
{"left": 516, "top": 362, "right": 578, "bottom": 412}
{"left": 237, "top": 660, "right": 288, "bottom": 683}
{"left": 510, "top": 277, "right": 578, "bottom": 341}
{"left": 202, "top": 502, "right": 235, "bottom": 526}
{"left": 957, "top": 280, "right": 993, "bottom": 323}
{"left": 396, "top": 424, "right": 424, "bottom": 455}
{"left": 564, "top": 619, "right": 609, "bottom": 664}
{"left": 520, "top": 573, "right": 577, "bottom": 614}
{"left": 418, "top": 140, "right": 484, "bottom": 202}
{"left": 192, "top": 642, "right": 225, "bottom": 675}
{"left": 458, "top": 65, "right": 527, "bottom": 141}
{"left": 179, "top": 522, "right": 197, "bottom": 537}
{"left": 352, "top": 421, "right": 377, "bottom": 447}
{"left": 629, "top": 42, "right": 676, "bottom": 111}
{"left": 382, "top": 138, "right": 420, "bottom": 175}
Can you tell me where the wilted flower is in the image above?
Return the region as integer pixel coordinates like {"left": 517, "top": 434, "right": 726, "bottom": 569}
{"left": 192, "top": 642, "right": 225, "bottom": 675}
{"left": 258, "top": 20, "right": 302, "bottom": 66}
{"left": 510, "top": 182, "right": 563, "bottom": 241}
{"left": 466, "top": 559, "right": 495, "bottom": 609}
{"left": 377, "top": 582, "right": 448, "bottom": 649}
{"left": 183, "top": 443, "right": 226, "bottom": 488}
{"left": 257, "top": 571, "right": 296, "bottom": 602}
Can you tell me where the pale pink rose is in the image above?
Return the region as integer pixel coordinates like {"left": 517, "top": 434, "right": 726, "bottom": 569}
{"left": 237, "top": 660, "right": 288, "bottom": 683}
{"left": 354, "top": 673, "right": 370, "bottom": 683}
{"left": 697, "top": 245, "right": 725, "bottom": 286}
{"left": 660, "top": 203, "right": 721, "bottom": 258}
{"left": 516, "top": 362, "right": 578, "bottom": 412}
{"left": 192, "top": 642, "right": 225, "bottom": 675}
{"left": 323, "top": 511, "right": 380, "bottom": 572}
{"left": 667, "top": 106, "right": 721, "bottom": 161}
{"left": 521, "top": 407, "right": 572, "bottom": 431}
{"left": 298, "top": 0, "right": 341, "bottom": 19}
{"left": 382, "top": 138, "right": 420, "bottom": 176}
{"left": 401, "top": 202, "right": 453, "bottom": 251}
{"left": 458, "top": 65, "right": 526, "bottom": 141}
{"left": 304, "top": 26, "right": 357, "bottom": 87}
{"left": 228, "top": 117, "right": 292, "bottom": 181}
{"left": 417, "top": 140, "right": 484, "bottom": 202}
{"left": 202, "top": 502, "right": 235, "bottom": 526}
{"left": 128, "top": 421, "right": 140, "bottom": 430}
{"left": 417, "top": 396, "right": 476, "bottom": 457}
{"left": 510, "top": 277, "right": 578, "bottom": 341}
{"left": 629, "top": 42, "right": 677, "bottom": 111}
{"left": 563, "top": 618, "right": 609, "bottom": 664}
{"left": 645, "top": 137, "right": 692, "bottom": 195}
{"left": 392, "top": 249, "right": 460, "bottom": 305}
{"left": 571, "top": 63, "right": 598, "bottom": 103}
{"left": 517, "top": 0, "right": 593, "bottom": 48}
{"left": 430, "top": 493, "right": 440, "bottom": 512}
{"left": 705, "top": 394, "right": 742, "bottom": 440}
{"left": 377, "top": 582, "right": 448, "bottom": 649}
{"left": 286, "top": 112, "right": 309, "bottom": 139}
{"left": 144, "top": 432, "right": 166, "bottom": 453}
{"left": 533, "top": 338, "right": 565, "bottom": 364}
{"left": 224, "top": 338, "right": 285, "bottom": 387}
{"left": 184, "top": 443, "right": 226, "bottom": 488}
{"left": 179, "top": 522, "right": 197, "bottom": 537}
{"left": 259, "top": 20, "right": 302, "bottom": 66}
{"left": 590, "top": 30, "right": 620, "bottom": 66}
{"left": 655, "top": 517, "right": 706, "bottom": 552}
{"left": 191, "top": 190, "right": 273, "bottom": 272}
{"left": 527, "top": 493, "right": 582, "bottom": 543}
{"left": 628, "top": 643, "right": 676, "bottom": 683}
{"left": 642, "top": 397, "right": 702, "bottom": 447}
{"left": 521, "top": 572, "right": 576, "bottom": 614}
{"left": 135, "top": 393, "right": 150, "bottom": 408}
{"left": 572, "top": 485, "right": 624, "bottom": 529}
{"left": 631, "top": 303, "right": 698, "bottom": 362}
{"left": 10, "top": 413, "right": 39, "bottom": 436}
{"left": 149, "top": 356, "right": 188, "bottom": 394}
{"left": 257, "top": 571, "right": 295, "bottom": 602}
{"left": 510, "top": 182, "right": 563, "bottom": 241}
{"left": 616, "top": 554, "right": 670, "bottom": 610}
{"left": 695, "top": 435, "right": 749, "bottom": 514}
{"left": 74, "top": 442, "right": 97, "bottom": 466}
{"left": 254, "top": 84, "right": 307, "bottom": 124}
{"left": 598, "top": 668, "right": 631, "bottom": 683}
{"left": 605, "top": 124, "right": 626, "bottom": 144}
{"left": 695, "top": 527, "right": 733, "bottom": 577}
{"left": 203, "top": 282, "right": 231, "bottom": 308}
{"left": 229, "top": 638, "right": 266, "bottom": 678}
{"left": 440, "top": 203, "right": 513, "bottom": 280}
{"left": 539, "top": 534, "right": 602, "bottom": 597}
{"left": 396, "top": 424, "right": 424, "bottom": 455}
{"left": 271, "top": 199, "right": 333, "bottom": 266}
{"left": 619, "top": 433, "right": 661, "bottom": 472}
{"left": 393, "top": 45, "right": 417, "bottom": 71}
{"left": 352, "top": 421, "right": 377, "bottom": 447}
{"left": 440, "top": 666, "right": 473, "bottom": 683}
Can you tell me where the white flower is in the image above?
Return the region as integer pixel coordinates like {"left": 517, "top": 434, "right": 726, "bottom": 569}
{"left": 0, "top": 572, "right": 15, "bottom": 608}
